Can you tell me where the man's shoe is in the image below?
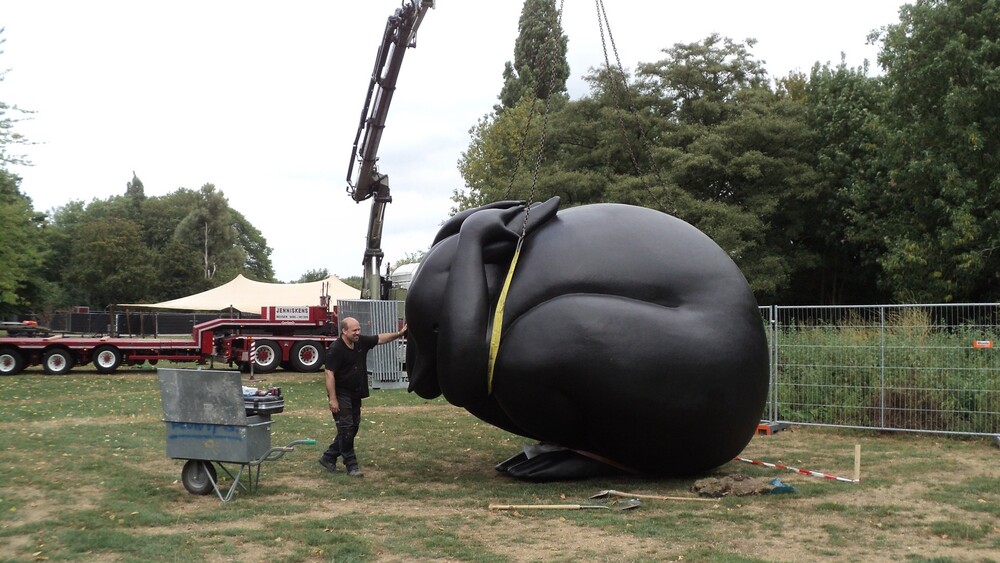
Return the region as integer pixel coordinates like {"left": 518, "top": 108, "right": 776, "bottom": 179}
{"left": 347, "top": 468, "right": 364, "bottom": 478}
{"left": 318, "top": 458, "right": 339, "bottom": 473}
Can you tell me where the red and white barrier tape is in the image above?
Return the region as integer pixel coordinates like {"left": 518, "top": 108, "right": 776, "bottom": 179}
{"left": 734, "top": 456, "right": 859, "bottom": 483}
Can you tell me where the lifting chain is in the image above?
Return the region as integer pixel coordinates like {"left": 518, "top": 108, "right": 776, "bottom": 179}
{"left": 503, "top": 0, "right": 566, "bottom": 237}
{"left": 594, "top": 0, "right": 673, "bottom": 213}
{"left": 503, "top": 0, "right": 672, "bottom": 217}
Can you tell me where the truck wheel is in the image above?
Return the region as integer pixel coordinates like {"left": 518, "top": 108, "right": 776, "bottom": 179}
{"left": 181, "top": 460, "right": 217, "bottom": 495}
{"left": 252, "top": 339, "right": 280, "bottom": 373}
{"left": 0, "top": 347, "right": 25, "bottom": 376}
{"left": 42, "top": 348, "right": 75, "bottom": 375}
{"left": 290, "top": 341, "right": 324, "bottom": 372}
{"left": 92, "top": 345, "right": 122, "bottom": 374}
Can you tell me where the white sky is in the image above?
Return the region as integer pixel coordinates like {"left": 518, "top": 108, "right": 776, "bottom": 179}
{"left": 1, "top": 0, "right": 906, "bottom": 282}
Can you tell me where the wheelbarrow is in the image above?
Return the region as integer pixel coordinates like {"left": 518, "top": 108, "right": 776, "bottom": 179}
{"left": 158, "top": 368, "right": 314, "bottom": 502}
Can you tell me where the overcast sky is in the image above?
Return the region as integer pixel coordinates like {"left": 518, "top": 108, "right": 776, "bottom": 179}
{"left": 2, "top": 0, "right": 907, "bottom": 282}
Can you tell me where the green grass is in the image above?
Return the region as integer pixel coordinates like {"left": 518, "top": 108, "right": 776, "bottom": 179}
{"left": 1, "top": 369, "right": 999, "bottom": 561}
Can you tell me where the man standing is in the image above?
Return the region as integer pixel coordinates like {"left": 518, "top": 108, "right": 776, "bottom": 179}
{"left": 319, "top": 316, "right": 406, "bottom": 477}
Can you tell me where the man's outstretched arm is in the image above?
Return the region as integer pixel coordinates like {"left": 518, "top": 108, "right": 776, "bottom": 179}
{"left": 377, "top": 323, "right": 407, "bottom": 345}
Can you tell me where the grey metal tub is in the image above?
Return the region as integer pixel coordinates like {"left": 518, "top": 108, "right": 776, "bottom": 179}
{"left": 158, "top": 368, "right": 314, "bottom": 501}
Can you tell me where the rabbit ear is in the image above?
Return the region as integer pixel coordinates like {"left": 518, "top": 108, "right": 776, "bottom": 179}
{"left": 514, "top": 197, "right": 561, "bottom": 237}
{"left": 436, "top": 197, "right": 561, "bottom": 407}
{"left": 433, "top": 200, "right": 524, "bottom": 246}
{"left": 479, "top": 197, "right": 561, "bottom": 261}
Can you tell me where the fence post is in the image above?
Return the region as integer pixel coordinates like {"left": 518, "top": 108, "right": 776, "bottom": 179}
{"left": 879, "top": 306, "right": 886, "bottom": 429}
{"left": 770, "top": 305, "right": 779, "bottom": 422}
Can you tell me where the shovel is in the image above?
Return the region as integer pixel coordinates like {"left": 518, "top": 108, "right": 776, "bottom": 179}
{"left": 591, "top": 489, "right": 716, "bottom": 503}
{"left": 489, "top": 498, "right": 642, "bottom": 511}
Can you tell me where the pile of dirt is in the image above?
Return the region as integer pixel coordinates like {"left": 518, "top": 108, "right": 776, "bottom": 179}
{"left": 691, "top": 474, "right": 775, "bottom": 497}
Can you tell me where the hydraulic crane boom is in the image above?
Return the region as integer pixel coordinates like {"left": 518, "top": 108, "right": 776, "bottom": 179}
{"left": 346, "top": 0, "right": 434, "bottom": 299}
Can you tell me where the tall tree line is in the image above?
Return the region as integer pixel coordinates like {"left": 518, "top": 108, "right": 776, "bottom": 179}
{"left": 2, "top": 173, "right": 275, "bottom": 315}
{"left": 457, "top": 0, "right": 1000, "bottom": 305}
{"left": 45, "top": 178, "right": 274, "bottom": 310}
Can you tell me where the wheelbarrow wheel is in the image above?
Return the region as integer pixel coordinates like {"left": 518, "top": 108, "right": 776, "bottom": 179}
{"left": 181, "top": 460, "right": 217, "bottom": 495}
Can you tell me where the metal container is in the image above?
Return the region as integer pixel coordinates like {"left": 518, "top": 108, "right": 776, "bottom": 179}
{"left": 158, "top": 368, "right": 272, "bottom": 464}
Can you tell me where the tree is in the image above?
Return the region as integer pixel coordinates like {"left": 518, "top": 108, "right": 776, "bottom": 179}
{"left": 455, "top": 99, "right": 543, "bottom": 210}
{"left": 340, "top": 276, "right": 363, "bottom": 291}
{"left": 152, "top": 239, "right": 210, "bottom": 301}
{"left": 41, "top": 201, "right": 89, "bottom": 308}
{"left": 802, "top": 60, "right": 889, "bottom": 304}
{"left": 44, "top": 189, "right": 197, "bottom": 306}
{"left": 172, "top": 184, "right": 275, "bottom": 283}
{"left": 174, "top": 183, "right": 240, "bottom": 281}
{"left": 456, "top": 94, "right": 632, "bottom": 213}
{"left": 870, "top": 0, "right": 1000, "bottom": 301}
{"left": 640, "top": 34, "right": 769, "bottom": 127}
{"left": 456, "top": 0, "right": 575, "bottom": 210}
{"left": 390, "top": 251, "right": 426, "bottom": 273}
{"left": 0, "top": 171, "right": 46, "bottom": 313}
{"left": 141, "top": 188, "right": 202, "bottom": 248}
{"left": 296, "top": 269, "right": 329, "bottom": 283}
{"left": 41, "top": 179, "right": 276, "bottom": 309}
{"left": 123, "top": 171, "right": 146, "bottom": 222}
{"left": 65, "top": 216, "right": 156, "bottom": 308}
{"left": 231, "top": 210, "right": 274, "bottom": 281}
{"left": 497, "top": 0, "right": 570, "bottom": 111}
{"left": 645, "top": 46, "right": 815, "bottom": 299}
{"left": 41, "top": 182, "right": 274, "bottom": 308}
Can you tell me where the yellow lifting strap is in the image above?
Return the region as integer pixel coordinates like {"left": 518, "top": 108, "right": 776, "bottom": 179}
{"left": 487, "top": 236, "right": 525, "bottom": 395}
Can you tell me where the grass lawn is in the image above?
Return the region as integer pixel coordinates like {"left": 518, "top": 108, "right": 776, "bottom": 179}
{"left": 1, "top": 367, "right": 998, "bottom": 562}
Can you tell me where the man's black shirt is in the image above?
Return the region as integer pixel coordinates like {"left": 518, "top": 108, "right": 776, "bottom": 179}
{"left": 325, "top": 334, "right": 378, "bottom": 397}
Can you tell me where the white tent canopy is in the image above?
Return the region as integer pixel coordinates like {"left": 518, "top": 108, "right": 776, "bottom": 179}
{"left": 119, "top": 274, "right": 360, "bottom": 313}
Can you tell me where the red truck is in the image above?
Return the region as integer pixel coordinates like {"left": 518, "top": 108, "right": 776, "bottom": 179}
{"left": 0, "top": 305, "right": 337, "bottom": 376}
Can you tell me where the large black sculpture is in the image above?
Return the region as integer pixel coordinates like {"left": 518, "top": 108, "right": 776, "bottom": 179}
{"left": 405, "top": 197, "right": 769, "bottom": 481}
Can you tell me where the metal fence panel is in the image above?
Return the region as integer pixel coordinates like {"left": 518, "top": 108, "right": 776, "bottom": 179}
{"left": 759, "top": 306, "right": 777, "bottom": 422}
{"left": 35, "top": 311, "right": 245, "bottom": 337}
{"left": 767, "top": 304, "right": 1000, "bottom": 436}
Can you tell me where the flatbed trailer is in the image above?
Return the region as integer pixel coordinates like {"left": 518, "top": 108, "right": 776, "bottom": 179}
{"left": 0, "top": 306, "right": 338, "bottom": 376}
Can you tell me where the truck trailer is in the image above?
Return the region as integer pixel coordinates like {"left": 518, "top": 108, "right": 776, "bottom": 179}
{"left": 0, "top": 305, "right": 336, "bottom": 376}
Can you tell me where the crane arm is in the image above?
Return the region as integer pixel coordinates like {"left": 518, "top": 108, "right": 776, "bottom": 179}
{"left": 346, "top": 0, "right": 434, "bottom": 299}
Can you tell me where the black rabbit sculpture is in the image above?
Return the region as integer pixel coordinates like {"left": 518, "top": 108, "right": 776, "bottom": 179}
{"left": 404, "top": 197, "right": 769, "bottom": 481}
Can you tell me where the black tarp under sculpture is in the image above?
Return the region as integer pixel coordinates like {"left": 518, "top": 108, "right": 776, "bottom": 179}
{"left": 404, "top": 197, "right": 769, "bottom": 481}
